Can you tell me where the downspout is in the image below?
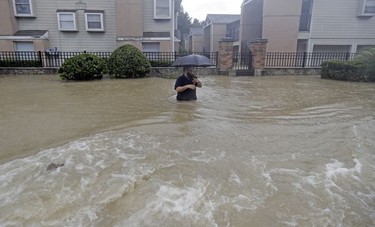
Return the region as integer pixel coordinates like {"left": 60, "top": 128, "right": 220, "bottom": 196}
{"left": 171, "top": 0, "right": 175, "bottom": 52}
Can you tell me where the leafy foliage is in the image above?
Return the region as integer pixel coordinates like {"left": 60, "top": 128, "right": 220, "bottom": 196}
{"left": 355, "top": 48, "right": 375, "bottom": 81}
{"left": 107, "top": 44, "right": 151, "bottom": 78}
{"left": 58, "top": 53, "right": 106, "bottom": 80}
{"left": 321, "top": 60, "right": 366, "bottom": 81}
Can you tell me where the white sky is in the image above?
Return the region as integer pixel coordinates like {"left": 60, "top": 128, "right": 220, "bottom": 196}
{"left": 181, "top": 0, "right": 243, "bottom": 21}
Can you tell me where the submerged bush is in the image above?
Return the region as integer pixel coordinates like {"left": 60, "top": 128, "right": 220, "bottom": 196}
{"left": 355, "top": 48, "right": 375, "bottom": 81}
{"left": 107, "top": 44, "right": 151, "bottom": 78}
{"left": 321, "top": 60, "right": 366, "bottom": 81}
{"left": 58, "top": 53, "right": 106, "bottom": 81}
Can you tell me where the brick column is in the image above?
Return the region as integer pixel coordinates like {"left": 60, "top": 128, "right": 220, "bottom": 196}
{"left": 248, "top": 39, "right": 268, "bottom": 76}
{"left": 218, "top": 40, "right": 234, "bottom": 72}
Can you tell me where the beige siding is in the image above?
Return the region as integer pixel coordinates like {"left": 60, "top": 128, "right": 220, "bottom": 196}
{"left": 116, "top": 0, "right": 143, "bottom": 37}
{"left": 0, "top": 0, "right": 18, "bottom": 35}
{"left": 16, "top": 0, "right": 117, "bottom": 51}
{"left": 262, "top": 0, "right": 302, "bottom": 52}
{"left": 212, "top": 24, "right": 227, "bottom": 52}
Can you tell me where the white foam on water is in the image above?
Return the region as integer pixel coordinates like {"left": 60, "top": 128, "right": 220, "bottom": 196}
{"left": 116, "top": 179, "right": 218, "bottom": 226}
{"left": 0, "top": 130, "right": 163, "bottom": 225}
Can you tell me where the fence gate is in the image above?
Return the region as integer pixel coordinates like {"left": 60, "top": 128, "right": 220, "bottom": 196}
{"left": 232, "top": 52, "right": 252, "bottom": 70}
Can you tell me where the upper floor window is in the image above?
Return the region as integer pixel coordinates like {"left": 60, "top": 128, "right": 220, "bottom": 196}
{"left": 358, "top": 0, "right": 375, "bottom": 16}
{"left": 154, "top": 0, "right": 171, "bottom": 19}
{"left": 13, "top": 0, "right": 33, "bottom": 16}
{"left": 85, "top": 12, "right": 104, "bottom": 31}
{"left": 57, "top": 12, "right": 77, "bottom": 31}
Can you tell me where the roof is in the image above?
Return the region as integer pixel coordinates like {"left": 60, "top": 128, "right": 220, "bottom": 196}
{"left": 205, "top": 14, "right": 240, "bottom": 24}
{"left": 189, "top": 28, "right": 203, "bottom": 36}
{"left": 13, "top": 30, "right": 48, "bottom": 38}
{"left": 143, "top": 32, "right": 170, "bottom": 38}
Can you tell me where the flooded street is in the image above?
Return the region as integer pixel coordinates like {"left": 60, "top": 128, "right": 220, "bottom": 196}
{"left": 0, "top": 74, "right": 374, "bottom": 226}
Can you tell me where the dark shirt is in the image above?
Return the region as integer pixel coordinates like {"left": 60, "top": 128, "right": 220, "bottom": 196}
{"left": 174, "top": 74, "right": 197, "bottom": 101}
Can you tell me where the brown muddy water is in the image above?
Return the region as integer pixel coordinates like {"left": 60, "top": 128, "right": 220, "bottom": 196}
{"left": 0, "top": 74, "right": 374, "bottom": 226}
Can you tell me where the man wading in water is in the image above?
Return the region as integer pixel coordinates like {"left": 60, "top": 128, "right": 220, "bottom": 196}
{"left": 174, "top": 66, "right": 202, "bottom": 101}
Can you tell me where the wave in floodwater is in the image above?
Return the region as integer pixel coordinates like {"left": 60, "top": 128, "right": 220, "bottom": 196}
{"left": 1, "top": 121, "right": 374, "bottom": 226}
{"left": 0, "top": 75, "right": 374, "bottom": 226}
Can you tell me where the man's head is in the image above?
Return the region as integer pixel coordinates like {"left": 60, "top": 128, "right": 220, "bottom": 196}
{"left": 183, "top": 66, "right": 194, "bottom": 74}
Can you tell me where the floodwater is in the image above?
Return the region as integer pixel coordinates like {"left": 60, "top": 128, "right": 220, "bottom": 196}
{"left": 0, "top": 74, "right": 374, "bottom": 226}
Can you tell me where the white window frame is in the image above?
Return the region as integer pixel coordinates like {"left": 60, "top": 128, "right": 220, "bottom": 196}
{"left": 57, "top": 12, "right": 77, "bottom": 31}
{"left": 13, "top": 0, "right": 33, "bottom": 17}
{"left": 358, "top": 0, "right": 375, "bottom": 16}
{"left": 154, "top": 0, "right": 171, "bottom": 19}
{"left": 85, "top": 13, "right": 104, "bottom": 31}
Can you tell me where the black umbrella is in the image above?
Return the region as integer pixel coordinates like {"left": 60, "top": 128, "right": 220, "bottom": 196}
{"left": 171, "top": 54, "right": 215, "bottom": 67}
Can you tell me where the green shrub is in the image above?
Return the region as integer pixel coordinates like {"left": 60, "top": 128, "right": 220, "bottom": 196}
{"left": 355, "top": 48, "right": 375, "bottom": 81}
{"left": 321, "top": 60, "right": 367, "bottom": 81}
{"left": 107, "top": 44, "right": 151, "bottom": 78}
{"left": 58, "top": 53, "right": 106, "bottom": 80}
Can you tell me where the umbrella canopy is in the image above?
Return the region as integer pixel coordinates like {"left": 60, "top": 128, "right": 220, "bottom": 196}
{"left": 171, "top": 54, "right": 215, "bottom": 67}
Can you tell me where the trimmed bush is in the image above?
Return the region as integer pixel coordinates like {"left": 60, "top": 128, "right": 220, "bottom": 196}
{"left": 321, "top": 60, "right": 366, "bottom": 81}
{"left": 107, "top": 44, "right": 151, "bottom": 78}
{"left": 58, "top": 53, "right": 106, "bottom": 80}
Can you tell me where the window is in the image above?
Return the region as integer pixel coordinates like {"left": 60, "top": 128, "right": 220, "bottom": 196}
{"left": 358, "top": 0, "right": 375, "bottom": 16}
{"left": 142, "top": 42, "right": 160, "bottom": 52}
{"left": 364, "top": 0, "right": 375, "bottom": 14}
{"left": 142, "top": 42, "right": 160, "bottom": 60}
{"left": 13, "top": 0, "right": 33, "bottom": 16}
{"left": 154, "top": 0, "right": 171, "bottom": 19}
{"left": 15, "top": 41, "right": 34, "bottom": 60}
{"left": 85, "top": 12, "right": 104, "bottom": 31}
{"left": 57, "top": 12, "right": 77, "bottom": 31}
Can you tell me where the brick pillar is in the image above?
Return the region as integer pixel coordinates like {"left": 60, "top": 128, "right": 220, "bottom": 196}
{"left": 218, "top": 40, "right": 234, "bottom": 72}
{"left": 248, "top": 39, "right": 268, "bottom": 76}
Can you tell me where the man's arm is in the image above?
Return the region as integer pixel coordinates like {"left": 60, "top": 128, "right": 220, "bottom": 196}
{"left": 175, "top": 84, "right": 196, "bottom": 93}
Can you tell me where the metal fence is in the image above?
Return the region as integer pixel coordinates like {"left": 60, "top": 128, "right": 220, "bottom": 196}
{"left": 232, "top": 52, "right": 252, "bottom": 70}
{"left": 265, "top": 52, "right": 359, "bottom": 68}
{"left": 0, "top": 51, "right": 219, "bottom": 68}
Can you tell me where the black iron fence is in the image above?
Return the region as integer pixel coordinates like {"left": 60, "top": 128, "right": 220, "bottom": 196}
{"left": 265, "top": 52, "right": 359, "bottom": 68}
{"left": 232, "top": 52, "right": 252, "bottom": 70}
{"left": 0, "top": 51, "right": 218, "bottom": 68}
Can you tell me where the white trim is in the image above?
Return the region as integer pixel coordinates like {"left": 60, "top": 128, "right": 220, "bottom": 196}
{"left": 154, "top": 0, "right": 171, "bottom": 19}
{"left": 13, "top": 0, "right": 33, "bottom": 17}
{"left": 0, "top": 32, "right": 49, "bottom": 40}
{"left": 85, "top": 12, "right": 104, "bottom": 31}
{"left": 117, "top": 37, "right": 171, "bottom": 41}
{"left": 57, "top": 12, "right": 77, "bottom": 31}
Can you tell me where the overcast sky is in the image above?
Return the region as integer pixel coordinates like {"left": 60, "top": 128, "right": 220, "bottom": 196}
{"left": 181, "top": 0, "right": 243, "bottom": 21}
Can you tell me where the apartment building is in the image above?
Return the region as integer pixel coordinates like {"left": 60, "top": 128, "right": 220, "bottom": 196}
{"left": 187, "top": 27, "right": 203, "bottom": 52}
{"left": 0, "top": 0, "right": 181, "bottom": 52}
{"left": 203, "top": 14, "right": 241, "bottom": 52}
{"left": 240, "top": 0, "right": 375, "bottom": 53}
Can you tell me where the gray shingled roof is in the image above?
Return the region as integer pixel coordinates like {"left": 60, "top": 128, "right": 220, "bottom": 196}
{"left": 206, "top": 14, "right": 240, "bottom": 24}
{"left": 13, "top": 30, "right": 48, "bottom": 37}
{"left": 190, "top": 28, "right": 203, "bottom": 35}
